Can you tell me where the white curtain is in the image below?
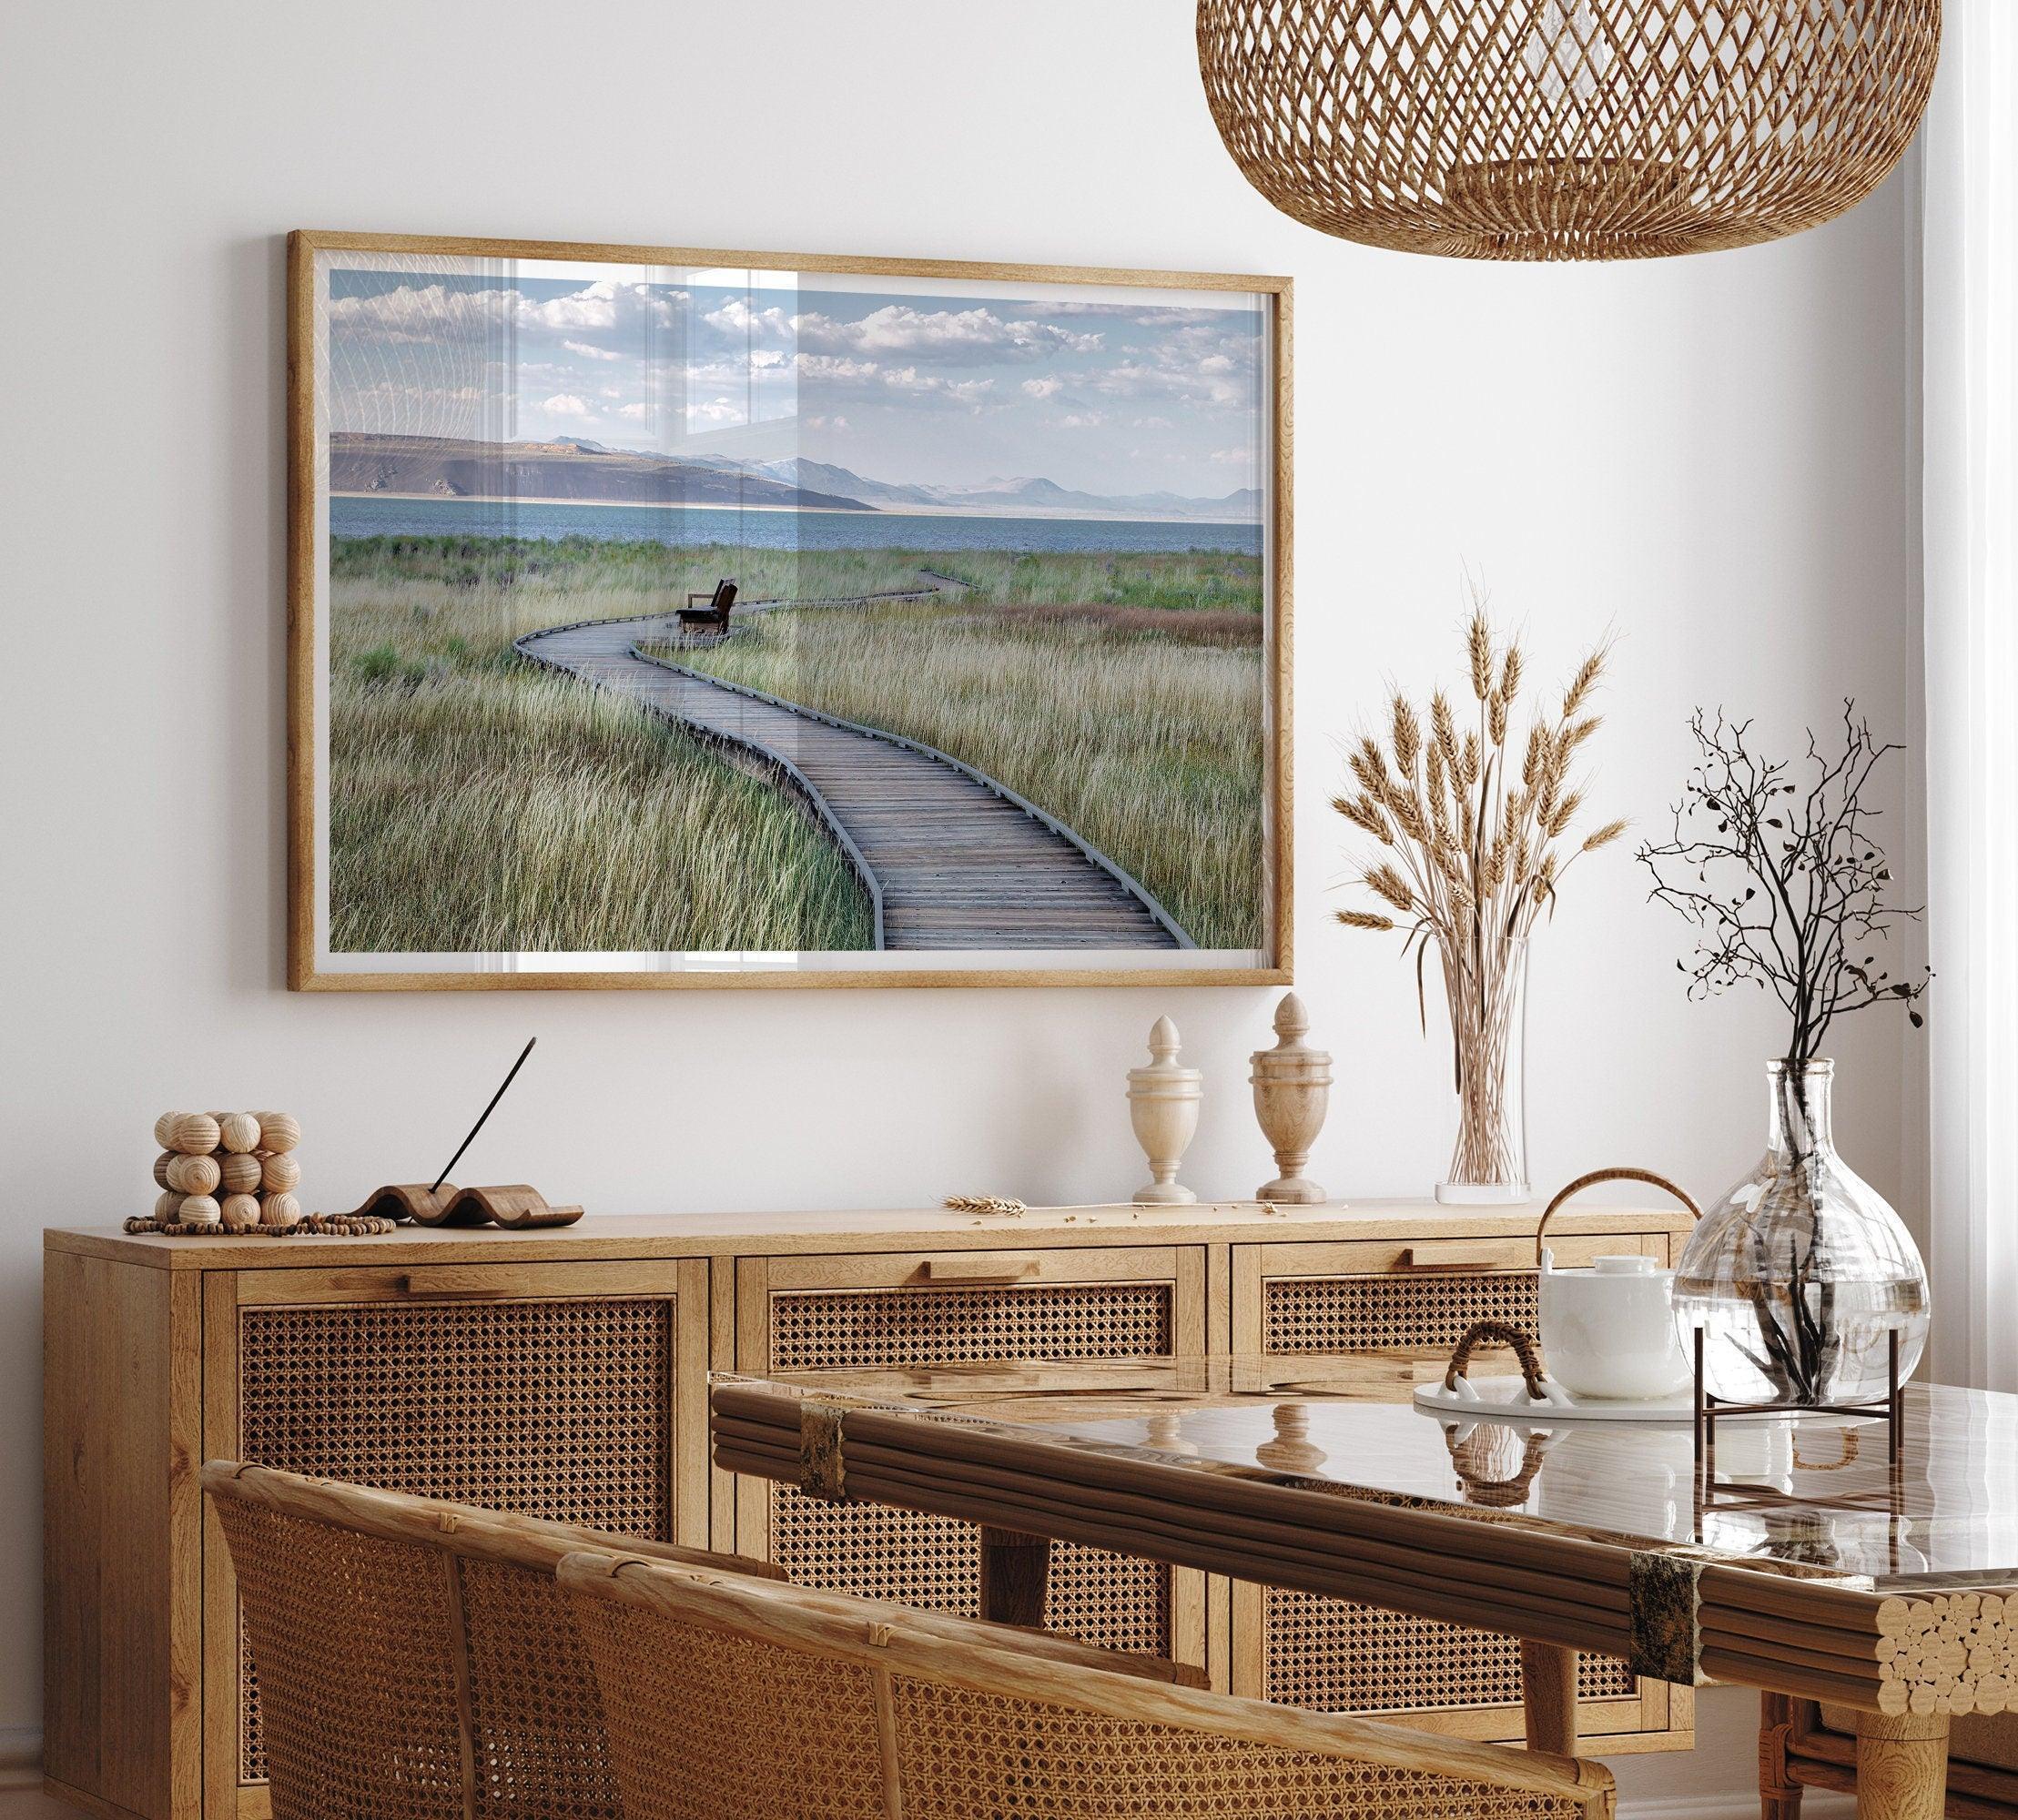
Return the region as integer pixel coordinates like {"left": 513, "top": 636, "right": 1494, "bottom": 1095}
{"left": 1923, "top": 3, "right": 2018, "bottom": 1391}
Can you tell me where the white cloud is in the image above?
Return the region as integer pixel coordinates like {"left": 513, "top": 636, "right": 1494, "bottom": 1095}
{"left": 543, "top": 393, "right": 591, "bottom": 417}
{"left": 668, "top": 357, "right": 795, "bottom": 389}
{"left": 880, "top": 367, "right": 995, "bottom": 405}
{"left": 1060, "top": 411, "right": 1105, "bottom": 429}
{"left": 1198, "top": 353, "right": 1233, "bottom": 374}
{"left": 796, "top": 353, "right": 880, "bottom": 381}
{"left": 1021, "top": 377, "right": 1064, "bottom": 399}
{"left": 1042, "top": 302, "right": 1235, "bottom": 327}
{"left": 804, "top": 413, "right": 850, "bottom": 430}
{"left": 1091, "top": 360, "right": 1243, "bottom": 409}
{"left": 1210, "top": 445, "right": 1251, "bottom": 463}
{"left": 616, "top": 402, "right": 649, "bottom": 420}
{"left": 705, "top": 298, "right": 795, "bottom": 339}
{"left": 564, "top": 339, "right": 624, "bottom": 361}
{"left": 793, "top": 303, "right": 1101, "bottom": 365}
{"left": 685, "top": 399, "right": 743, "bottom": 425}
{"left": 330, "top": 278, "right": 684, "bottom": 348}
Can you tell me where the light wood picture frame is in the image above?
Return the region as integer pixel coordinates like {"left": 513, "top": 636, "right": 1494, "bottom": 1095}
{"left": 288, "top": 230, "right": 1292, "bottom": 991}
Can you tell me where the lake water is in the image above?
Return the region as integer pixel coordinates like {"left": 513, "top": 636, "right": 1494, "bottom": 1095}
{"left": 330, "top": 494, "right": 1263, "bottom": 558}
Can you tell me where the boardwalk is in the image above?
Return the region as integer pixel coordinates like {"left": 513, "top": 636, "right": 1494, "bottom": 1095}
{"left": 517, "top": 613, "right": 1188, "bottom": 953}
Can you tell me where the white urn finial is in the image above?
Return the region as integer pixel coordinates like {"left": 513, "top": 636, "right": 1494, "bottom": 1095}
{"left": 1127, "top": 1016, "right": 1202, "bottom": 1205}
{"left": 1250, "top": 991, "right": 1332, "bottom": 1205}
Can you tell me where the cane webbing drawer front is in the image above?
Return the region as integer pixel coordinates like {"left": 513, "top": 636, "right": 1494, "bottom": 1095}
{"left": 1263, "top": 1588, "right": 1638, "bottom": 1714}
{"left": 1263, "top": 1267, "right": 1540, "bottom": 1356}
{"left": 1254, "top": 1260, "right": 1644, "bottom": 1725}
{"left": 234, "top": 1289, "right": 679, "bottom": 1787}
{"left": 765, "top": 1276, "right": 1176, "bottom": 1657}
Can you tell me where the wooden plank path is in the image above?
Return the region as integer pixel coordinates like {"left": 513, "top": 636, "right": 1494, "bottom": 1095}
{"left": 516, "top": 612, "right": 1190, "bottom": 953}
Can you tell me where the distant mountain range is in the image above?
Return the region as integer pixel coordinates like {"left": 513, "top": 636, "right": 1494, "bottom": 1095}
{"left": 330, "top": 434, "right": 869, "bottom": 511}
{"left": 733, "top": 456, "right": 1261, "bottom": 522}
{"left": 330, "top": 433, "right": 1259, "bottom": 523}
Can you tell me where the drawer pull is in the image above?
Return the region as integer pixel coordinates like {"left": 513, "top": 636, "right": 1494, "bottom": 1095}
{"left": 917, "top": 1256, "right": 1041, "bottom": 1286}
{"left": 1394, "top": 1248, "right": 1526, "bottom": 1274}
{"left": 390, "top": 1273, "right": 511, "bottom": 1299}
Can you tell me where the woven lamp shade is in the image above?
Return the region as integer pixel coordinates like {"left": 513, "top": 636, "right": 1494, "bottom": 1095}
{"left": 1197, "top": 1, "right": 1942, "bottom": 260}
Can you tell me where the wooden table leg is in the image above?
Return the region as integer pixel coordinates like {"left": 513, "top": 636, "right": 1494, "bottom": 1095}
{"left": 1759, "top": 1692, "right": 1805, "bottom": 1820}
{"left": 1520, "top": 1640, "right": 1579, "bottom": 1756}
{"left": 978, "top": 1525, "right": 1051, "bottom": 1628}
{"left": 1854, "top": 1709, "right": 1949, "bottom": 1820}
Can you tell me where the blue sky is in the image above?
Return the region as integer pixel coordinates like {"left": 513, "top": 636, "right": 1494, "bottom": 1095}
{"left": 326, "top": 264, "right": 1266, "bottom": 500}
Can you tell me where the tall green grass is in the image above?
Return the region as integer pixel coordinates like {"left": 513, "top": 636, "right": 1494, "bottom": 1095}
{"left": 329, "top": 571, "right": 871, "bottom": 953}
{"left": 664, "top": 602, "right": 1266, "bottom": 949}
{"left": 330, "top": 535, "right": 1263, "bottom": 613}
{"left": 328, "top": 537, "right": 1267, "bottom": 954}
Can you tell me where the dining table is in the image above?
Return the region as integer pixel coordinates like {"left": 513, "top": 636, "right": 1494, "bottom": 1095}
{"left": 712, "top": 1355, "right": 2018, "bottom": 1820}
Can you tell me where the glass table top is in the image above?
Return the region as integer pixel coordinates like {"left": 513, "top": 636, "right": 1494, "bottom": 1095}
{"left": 715, "top": 1357, "right": 2018, "bottom": 1586}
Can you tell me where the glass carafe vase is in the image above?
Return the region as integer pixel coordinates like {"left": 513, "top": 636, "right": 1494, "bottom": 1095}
{"left": 1673, "top": 1059, "right": 1928, "bottom": 1404}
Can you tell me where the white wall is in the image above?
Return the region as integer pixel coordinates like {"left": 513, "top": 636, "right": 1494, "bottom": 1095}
{"left": 0, "top": 4, "right": 1922, "bottom": 1808}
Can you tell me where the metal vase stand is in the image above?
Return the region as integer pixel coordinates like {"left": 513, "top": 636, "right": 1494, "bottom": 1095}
{"left": 1691, "top": 1326, "right": 1906, "bottom": 1532}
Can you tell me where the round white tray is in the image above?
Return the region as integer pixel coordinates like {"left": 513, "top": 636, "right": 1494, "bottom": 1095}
{"left": 1413, "top": 1374, "right": 1792, "bottom": 1425}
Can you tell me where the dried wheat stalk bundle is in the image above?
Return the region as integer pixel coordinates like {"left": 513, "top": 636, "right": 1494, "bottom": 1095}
{"left": 1334, "top": 604, "right": 1621, "bottom": 1186}
{"left": 942, "top": 1195, "right": 1029, "bottom": 1218}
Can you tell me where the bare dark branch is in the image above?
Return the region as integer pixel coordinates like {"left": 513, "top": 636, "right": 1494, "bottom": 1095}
{"left": 1636, "top": 701, "right": 1930, "bottom": 1064}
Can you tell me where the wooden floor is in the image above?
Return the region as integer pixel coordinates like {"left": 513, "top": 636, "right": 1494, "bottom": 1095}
{"left": 1, "top": 1788, "right": 75, "bottom": 1819}
{"left": 519, "top": 615, "right": 1186, "bottom": 952}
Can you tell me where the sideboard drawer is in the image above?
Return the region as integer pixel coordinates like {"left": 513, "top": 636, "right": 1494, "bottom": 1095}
{"left": 202, "top": 1259, "right": 709, "bottom": 1816}
{"left": 1228, "top": 1237, "right": 1688, "bottom": 1752}
{"left": 735, "top": 1248, "right": 1207, "bottom": 1669}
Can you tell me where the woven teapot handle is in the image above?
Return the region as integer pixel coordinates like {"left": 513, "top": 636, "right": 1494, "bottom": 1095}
{"left": 1443, "top": 1320, "right": 1550, "bottom": 1400}
{"left": 1534, "top": 1167, "right": 1703, "bottom": 1268}
{"left": 1443, "top": 1426, "right": 1552, "bottom": 1509}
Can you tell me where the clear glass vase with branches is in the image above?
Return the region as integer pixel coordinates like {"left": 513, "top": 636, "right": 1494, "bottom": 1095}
{"left": 1640, "top": 703, "right": 1932, "bottom": 1402}
{"left": 1334, "top": 603, "right": 1622, "bottom": 1200}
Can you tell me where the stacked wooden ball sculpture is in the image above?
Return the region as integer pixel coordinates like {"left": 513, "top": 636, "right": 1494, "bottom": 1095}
{"left": 148, "top": 1111, "right": 301, "bottom": 1232}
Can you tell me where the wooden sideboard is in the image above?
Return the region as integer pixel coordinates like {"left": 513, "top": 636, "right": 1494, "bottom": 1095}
{"left": 44, "top": 1199, "right": 1696, "bottom": 1820}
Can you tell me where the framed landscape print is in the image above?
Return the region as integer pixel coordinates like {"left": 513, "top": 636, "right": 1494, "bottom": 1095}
{"left": 288, "top": 230, "right": 1291, "bottom": 990}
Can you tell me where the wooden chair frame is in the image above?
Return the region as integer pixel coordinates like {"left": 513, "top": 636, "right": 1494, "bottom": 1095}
{"left": 558, "top": 1546, "right": 1618, "bottom": 1817}
{"left": 1762, "top": 1693, "right": 2018, "bottom": 1819}
{"left": 202, "top": 1459, "right": 783, "bottom": 1578}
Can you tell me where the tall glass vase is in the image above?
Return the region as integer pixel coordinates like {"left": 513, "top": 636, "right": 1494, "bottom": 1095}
{"left": 1673, "top": 1059, "right": 1929, "bottom": 1403}
{"left": 1434, "top": 933, "right": 1529, "bottom": 1204}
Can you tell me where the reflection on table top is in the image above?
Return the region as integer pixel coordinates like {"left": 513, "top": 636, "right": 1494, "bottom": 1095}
{"left": 712, "top": 1357, "right": 2018, "bottom": 1587}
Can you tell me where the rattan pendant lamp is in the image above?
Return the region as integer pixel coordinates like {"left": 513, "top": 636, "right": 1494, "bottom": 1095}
{"left": 1197, "top": 1, "right": 1942, "bottom": 260}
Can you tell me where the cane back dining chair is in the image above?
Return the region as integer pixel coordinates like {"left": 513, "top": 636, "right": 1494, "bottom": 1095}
{"left": 203, "top": 1461, "right": 1207, "bottom": 1820}
{"left": 557, "top": 1548, "right": 1618, "bottom": 1820}
{"left": 202, "top": 1461, "right": 788, "bottom": 1820}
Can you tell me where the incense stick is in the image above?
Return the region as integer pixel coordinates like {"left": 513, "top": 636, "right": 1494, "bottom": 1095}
{"left": 431, "top": 1038, "right": 537, "bottom": 1194}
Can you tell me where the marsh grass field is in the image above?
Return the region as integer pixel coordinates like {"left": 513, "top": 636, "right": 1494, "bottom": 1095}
{"left": 329, "top": 534, "right": 1265, "bottom": 954}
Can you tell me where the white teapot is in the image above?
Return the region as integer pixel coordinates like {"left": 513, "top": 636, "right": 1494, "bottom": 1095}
{"left": 1535, "top": 1168, "right": 1702, "bottom": 1401}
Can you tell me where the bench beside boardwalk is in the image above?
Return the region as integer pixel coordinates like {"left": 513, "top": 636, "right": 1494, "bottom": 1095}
{"left": 517, "top": 614, "right": 1189, "bottom": 953}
